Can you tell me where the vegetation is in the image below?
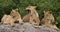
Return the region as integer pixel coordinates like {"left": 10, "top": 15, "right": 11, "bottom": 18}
{"left": 0, "top": 0, "right": 60, "bottom": 28}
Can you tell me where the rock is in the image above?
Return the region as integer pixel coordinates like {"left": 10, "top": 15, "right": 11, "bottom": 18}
{"left": 0, "top": 23, "right": 59, "bottom": 32}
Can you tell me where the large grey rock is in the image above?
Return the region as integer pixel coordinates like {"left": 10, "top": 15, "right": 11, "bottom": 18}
{"left": 0, "top": 23, "right": 59, "bottom": 32}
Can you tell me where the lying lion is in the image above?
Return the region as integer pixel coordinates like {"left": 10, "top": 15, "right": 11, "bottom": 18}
{"left": 1, "top": 14, "right": 15, "bottom": 26}
{"left": 10, "top": 8, "right": 24, "bottom": 24}
{"left": 41, "top": 11, "right": 59, "bottom": 30}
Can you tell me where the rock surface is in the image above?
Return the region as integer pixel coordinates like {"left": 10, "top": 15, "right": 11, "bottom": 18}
{"left": 0, "top": 23, "right": 60, "bottom": 32}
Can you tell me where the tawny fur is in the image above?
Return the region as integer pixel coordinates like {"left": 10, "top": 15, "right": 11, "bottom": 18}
{"left": 10, "top": 8, "right": 24, "bottom": 24}
{"left": 23, "top": 6, "right": 40, "bottom": 25}
{"left": 41, "top": 11, "right": 59, "bottom": 30}
{"left": 1, "top": 14, "right": 15, "bottom": 26}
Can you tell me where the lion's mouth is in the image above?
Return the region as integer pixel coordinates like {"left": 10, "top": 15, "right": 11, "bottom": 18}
{"left": 27, "top": 9, "right": 31, "bottom": 13}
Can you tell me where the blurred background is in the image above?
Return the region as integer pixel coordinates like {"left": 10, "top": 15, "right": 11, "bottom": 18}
{"left": 0, "top": 0, "right": 60, "bottom": 28}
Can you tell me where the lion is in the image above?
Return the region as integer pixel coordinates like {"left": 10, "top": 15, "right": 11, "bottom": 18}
{"left": 1, "top": 14, "right": 15, "bottom": 26}
{"left": 10, "top": 8, "right": 24, "bottom": 24}
{"left": 41, "top": 11, "right": 59, "bottom": 30}
{"left": 23, "top": 6, "right": 40, "bottom": 25}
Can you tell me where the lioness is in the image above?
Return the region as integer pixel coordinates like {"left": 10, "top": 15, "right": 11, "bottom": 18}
{"left": 1, "top": 14, "right": 15, "bottom": 26}
{"left": 41, "top": 11, "right": 59, "bottom": 30}
{"left": 23, "top": 6, "right": 40, "bottom": 25}
{"left": 10, "top": 8, "right": 24, "bottom": 24}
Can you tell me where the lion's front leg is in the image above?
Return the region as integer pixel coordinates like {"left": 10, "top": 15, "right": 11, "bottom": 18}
{"left": 29, "top": 18, "right": 37, "bottom": 25}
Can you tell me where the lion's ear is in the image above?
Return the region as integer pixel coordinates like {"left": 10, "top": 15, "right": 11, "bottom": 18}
{"left": 34, "top": 6, "right": 37, "bottom": 9}
{"left": 48, "top": 11, "right": 52, "bottom": 14}
{"left": 43, "top": 10, "right": 46, "bottom": 13}
{"left": 12, "top": 8, "right": 19, "bottom": 12}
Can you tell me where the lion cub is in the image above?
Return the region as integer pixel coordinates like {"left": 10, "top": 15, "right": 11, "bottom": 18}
{"left": 41, "top": 11, "right": 59, "bottom": 30}
{"left": 1, "top": 14, "right": 15, "bottom": 26}
{"left": 23, "top": 6, "right": 40, "bottom": 25}
{"left": 10, "top": 8, "right": 24, "bottom": 24}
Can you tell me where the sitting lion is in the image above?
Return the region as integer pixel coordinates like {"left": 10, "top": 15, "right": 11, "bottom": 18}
{"left": 41, "top": 10, "right": 59, "bottom": 30}
{"left": 23, "top": 6, "right": 40, "bottom": 25}
{"left": 10, "top": 8, "right": 24, "bottom": 24}
{"left": 1, "top": 14, "right": 15, "bottom": 26}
